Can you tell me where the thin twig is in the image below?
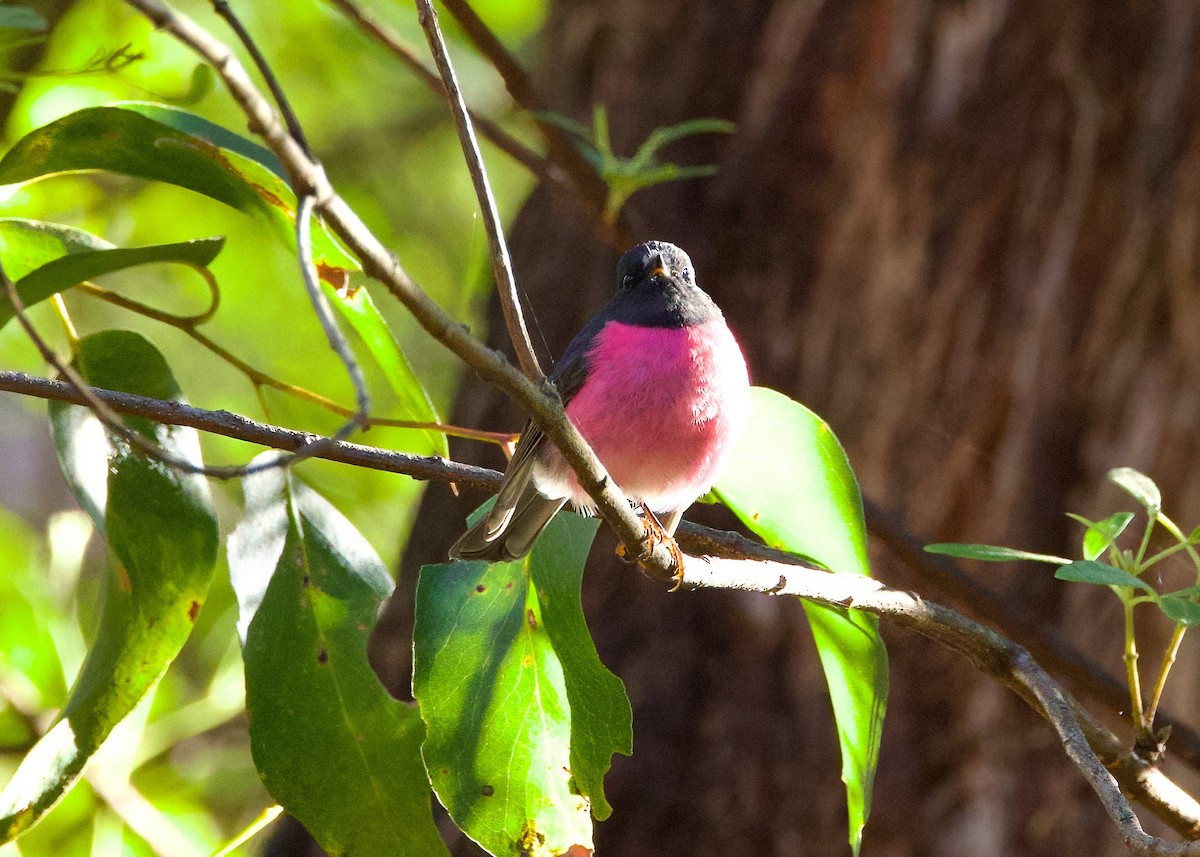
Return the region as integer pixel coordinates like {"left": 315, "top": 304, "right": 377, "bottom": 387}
{"left": 438, "top": 0, "right": 627, "bottom": 244}
{"left": 72, "top": 279, "right": 506, "bottom": 443}
{"left": 2, "top": 261, "right": 242, "bottom": 478}
{"left": 211, "top": 0, "right": 311, "bottom": 156}
{"left": 323, "top": 0, "right": 551, "bottom": 180}
{"left": 414, "top": 0, "right": 542, "bottom": 381}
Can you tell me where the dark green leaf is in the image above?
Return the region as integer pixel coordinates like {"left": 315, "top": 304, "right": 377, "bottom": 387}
{"left": 0, "top": 218, "right": 223, "bottom": 330}
{"left": 414, "top": 512, "right": 630, "bottom": 856}
{"left": 0, "top": 104, "right": 357, "bottom": 273}
{"left": 925, "top": 543, "right": 1073, "bottom": 565}
{"left": 324, "top": 282, "right": 447, "bottom": 458}
{"left": 230, "top": 461, "right": 448, "bottom": 857}
{"left": 0, "top": 331, "right": 217, "bottom": 842}
{"left": 1158, "top": 595, "right": 1200, "bottom": 626}
{"left": 713, "top": 387, "right": 886, "bottom": 856}
{"left": 1107, "top": 467, "right": 1161, "bottom": 512}
{"left": 1054, "top": 560, "right": 1156, "bottom": 594}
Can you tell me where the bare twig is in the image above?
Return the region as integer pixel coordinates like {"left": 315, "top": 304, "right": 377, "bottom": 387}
{"left": 3, "top": 367, "right": 1199, "bottom": 843}
{"left": 414, "top": 0, "right": 542, "bottom": 381}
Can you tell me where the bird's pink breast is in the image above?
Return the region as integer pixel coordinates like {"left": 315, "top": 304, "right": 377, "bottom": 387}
{"left": 536, "top": 319, "right": 750, "bottom": 513}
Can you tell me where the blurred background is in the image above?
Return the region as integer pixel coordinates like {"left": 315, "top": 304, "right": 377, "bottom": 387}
{"left": 3, "top": 0, "right": 1200, "bottom": 855}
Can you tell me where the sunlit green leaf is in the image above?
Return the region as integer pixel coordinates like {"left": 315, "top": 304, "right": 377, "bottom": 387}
{"left": 1054, "top": 560, "right": 1156, "bottom": 594}
{"left": 0, "top": 331, "right": 217, "bottom": 842}
{"left": 1066, "top": 512, "right": 1134, "bottom": 561}
{"left": 925, "top": 542, "right": 1073, "bottom": 565}
{"left": 0, "top": 217, "right": 223, "bottom": 330}
{"left": 414, "top": 512, "right": 630, "bottom": 856}
{"left": 324, "top": 282, "right": 447, "bottom": 458}
{"left": 229, "top": 459, "right": 448, "bottom": 857}
{"left": 1107, "top": 467, "right": 1161, "bottom": 513}
{"left": 713, "top": 386, "right": 886, "bottom": 857}
{"left": 1158, "top": 595, "right": 1200, "bottom": 626}
{"left": 0, "top": 104, "right": 357, "bottom": 274}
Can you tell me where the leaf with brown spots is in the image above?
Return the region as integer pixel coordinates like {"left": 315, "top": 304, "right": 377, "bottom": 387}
{"left": 414, "top": 511, "right": 630, "bottom": 856}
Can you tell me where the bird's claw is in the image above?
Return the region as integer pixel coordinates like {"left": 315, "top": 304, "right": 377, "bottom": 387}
{"left": 640, "top": 506, "right": 686, "bottom": 590}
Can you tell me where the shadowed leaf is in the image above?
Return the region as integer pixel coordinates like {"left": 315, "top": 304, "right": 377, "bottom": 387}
{"left": 229, "top": 460, "right": 448, "bottom": 856}
{"left": 414, "top": 512, "right": 629, "bottom": 856}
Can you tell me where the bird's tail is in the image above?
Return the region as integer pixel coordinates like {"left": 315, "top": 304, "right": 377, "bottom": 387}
{"left": 449, "top": 484, "right": 566, "bottom": 562}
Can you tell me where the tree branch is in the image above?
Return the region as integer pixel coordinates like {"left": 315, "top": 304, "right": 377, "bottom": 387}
{"left": 678, "top": 558, "right": 1200, "bottom": 851}
{"left": 2, "top": 368, "right": 1198, "bottom": 845}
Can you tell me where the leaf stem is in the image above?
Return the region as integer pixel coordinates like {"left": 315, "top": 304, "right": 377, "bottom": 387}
{"left": 208, "top": 805, "right": 283, "bottom": 857}
{"left": 74, "top": 281, "right": 507, "bottom": 443}
{"left": 1144, "top": 623, "right": 1187, "bottom": 730}
{"left": 49, "top": 293, "right": 80, "bottom": 353}
{"left": 1123, "top": 600, "right": 1146, "bottom": 731}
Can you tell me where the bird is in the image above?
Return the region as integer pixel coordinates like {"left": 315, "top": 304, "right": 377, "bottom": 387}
{"left": 450, "top": 240, "right": 750, "bottom": 563}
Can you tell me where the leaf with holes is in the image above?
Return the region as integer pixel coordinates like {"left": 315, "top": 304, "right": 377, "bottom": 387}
{"left": 714, "top": 386, "right": 887, "bottom": 857}
{"left": 229, "top": 460, "right": 448, "bottom": 856}
{"left": 0, "top": 218, "right": 223, "bottom": 330}
{"left": 0, "top": 330, "right": 217, "bottom": 842}
{"left": 414, "top": 512, "right": 630, "bottom": 856}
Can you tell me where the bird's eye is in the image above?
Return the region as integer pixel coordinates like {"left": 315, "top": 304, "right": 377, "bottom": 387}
{"left": 622, "top": 273, "right": 636, "bottom": 289}
{"left": 682, "top": 267, "right": 691, "bottom": 281}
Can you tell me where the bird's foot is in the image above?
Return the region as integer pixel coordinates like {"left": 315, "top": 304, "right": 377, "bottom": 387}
{"left": 640, "top": 505, "right": 686, "bottom": 590}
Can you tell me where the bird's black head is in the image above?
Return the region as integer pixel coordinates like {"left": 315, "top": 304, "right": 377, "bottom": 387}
{"left": 616, "top": 241, "right": 696, "bottom": 292}
{"left": 606, "top": 240, "right": 720, "bottom": 328}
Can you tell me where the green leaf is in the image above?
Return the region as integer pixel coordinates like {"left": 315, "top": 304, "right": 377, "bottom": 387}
{"left": 924, "top": 543, "right": 1073, "bottom": 565}
{"left": 0, "top": 217, "right": 224, "bottom": 330}
{"left": 1158, "top": 595, "right": 1200, "bottom": 626}
{"left": 229, "top": 460, "right": 448, "bottom": 857}
{"left": 0, "top": 104, "right": 357, "bottom": 273}
{"left": 713, "top": 387, "right": 886, "bottom": 856}
{"left": 1108, "top": 467, "right": 1161, "bottom": 513}
{"left": 0, "top": 330, "right": 217, "bottom": 842}
{"left": 324, "top": 282, "right": 447, "bottom": 458}
{"left": 414, "top": 512, "right": 631, "bottom": 856}
{"left": 1054, "top": 560, "right": 1156, "bottom": 594}
{"left": 1066, "top": 511, "right": 1134, "bottom": 561}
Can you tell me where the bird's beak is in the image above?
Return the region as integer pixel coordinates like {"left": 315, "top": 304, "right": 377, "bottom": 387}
{"left": 648, "top": 252, "right": 668, "bottom": 279}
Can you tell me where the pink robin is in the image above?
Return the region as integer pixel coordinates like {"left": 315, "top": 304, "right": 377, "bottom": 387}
{"left": 450, "top": 240, "right": 750, "bottom": 562}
